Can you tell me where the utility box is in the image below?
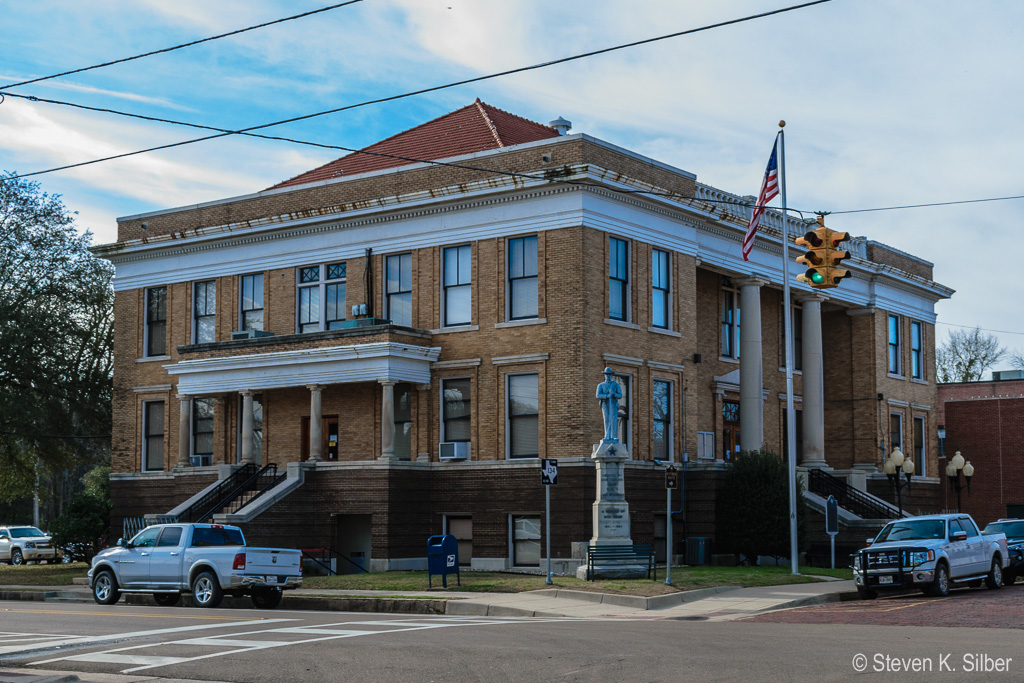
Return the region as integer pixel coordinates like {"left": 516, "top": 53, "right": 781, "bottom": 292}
{"left": 686, "top": 537, "right": 709, "bottom": 566}
{"left": 427, "top": 534, "right": 461, "bottom": 589}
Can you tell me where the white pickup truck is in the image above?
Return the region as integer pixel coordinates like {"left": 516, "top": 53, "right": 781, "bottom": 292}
{"left": 88, "top": 523, "right": 302, "bottom": 609}
{"left": 852, "top": 513, "right": 1009, "bottom": 599}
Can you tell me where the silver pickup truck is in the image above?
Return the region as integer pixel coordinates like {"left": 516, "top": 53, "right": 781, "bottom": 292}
{"left": 852, "top": 513, "right": 1008, "bottom": 599}
{"left": 88, "top": 523, "right": 302, "bottom": 609}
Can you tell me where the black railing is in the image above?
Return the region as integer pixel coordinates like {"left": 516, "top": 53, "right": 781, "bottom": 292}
{"left": 191, "top": 463, "right": 280, "bottom": 522}
{"left": 224, "top": 466, "right": 287, "bottom": 515}
{"left": 300, "top": 547, "right": 370, "bottom": 575}
{"left": 807, "top": 468, "right": 898, "bottom": 520}
{"left": 177, "top": 463, "right": 258, "bottom": 524}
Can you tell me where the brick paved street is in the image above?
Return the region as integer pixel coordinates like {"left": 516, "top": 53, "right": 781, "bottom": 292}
{"left": 746, "top": 583, "right": 1024, "bottom": 629}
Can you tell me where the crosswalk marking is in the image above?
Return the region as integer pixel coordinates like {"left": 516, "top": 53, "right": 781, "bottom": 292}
{"left": 177, "top": 638, "right": 296, "bottom": 647}
{"left": 68, "top": 654, "right": 187, "bottom": 666}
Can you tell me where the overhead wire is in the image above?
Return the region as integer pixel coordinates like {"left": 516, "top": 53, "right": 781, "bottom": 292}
{"left": 0, "top": 1, "right": 366, "bottom": 92}
{"left": 0, "top": 0, "right": 835, "bottom": 187}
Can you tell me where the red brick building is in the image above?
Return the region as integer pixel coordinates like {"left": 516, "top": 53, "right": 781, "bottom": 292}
{"left": 95, "top": 101, "right": 953, "bottom": 571}
{"left": 939, "top": 374, "right": 1024, "bottom": 526}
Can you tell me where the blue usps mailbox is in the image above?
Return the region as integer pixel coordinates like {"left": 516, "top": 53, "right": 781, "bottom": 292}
{"left": 427, "top": 534, "right": 460, "bottom": 589}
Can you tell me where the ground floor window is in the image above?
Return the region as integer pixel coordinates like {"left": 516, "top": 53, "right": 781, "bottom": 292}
{"left": 445, "top": 515, "right": 472, "bottom": 567}
{"left": 511, "top": 514, "right": 540, "bottom": 567}
{"left": 913, "top": 416, "right": 926, "bottom": 477}
{"left": 697, "top": 431, "right": 715, "bottom": 460}
{"left": 394, "top": 384, "right": 412, "bottom": 460}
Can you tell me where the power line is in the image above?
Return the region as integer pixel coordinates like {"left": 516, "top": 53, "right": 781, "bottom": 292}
{"left": 831, "top": 195, "right": 1024, "bottom": 215}
{"left": 0, "top": 0, "right": 835, "bottom": 184}
{"left": 935, "top": 321, "right": 1024, "bottom": 337}
{"left": 0, "top": 1, "right": 366, "bottom": 92}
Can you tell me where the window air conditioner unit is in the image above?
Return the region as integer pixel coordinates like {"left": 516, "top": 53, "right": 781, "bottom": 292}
{"left": 439, "top": 442, "right": 470, "bottom": 460}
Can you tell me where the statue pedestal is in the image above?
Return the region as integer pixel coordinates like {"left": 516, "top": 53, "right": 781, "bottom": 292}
{"left": 575, "top": 441, "right": 647, "bottom": 580}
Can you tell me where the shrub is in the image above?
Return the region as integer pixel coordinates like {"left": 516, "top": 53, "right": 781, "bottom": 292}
{"left": 717, "top": 449, "right": 807, "bottom": 565}
{"left": 49, "top": 492, "right": 112, "bottom": 562}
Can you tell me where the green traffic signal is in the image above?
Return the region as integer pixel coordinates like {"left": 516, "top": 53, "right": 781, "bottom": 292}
{"left": 809, "top": 270, "right": 824, "bottom": 285}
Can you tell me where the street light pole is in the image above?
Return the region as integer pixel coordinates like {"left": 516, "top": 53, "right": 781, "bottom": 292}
{"left": 883, "top": 447, "right": 914, "bottom": 518}
{"left": 945, "top": 450, "right": 974, "bottom": 513}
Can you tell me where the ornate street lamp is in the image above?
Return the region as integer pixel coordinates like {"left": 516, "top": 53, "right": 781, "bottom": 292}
{"left": 945, "top": 451, "right": 974, "bottom": 513}
{"left": 883, "top": 447, "right": 915, "bottom": 518}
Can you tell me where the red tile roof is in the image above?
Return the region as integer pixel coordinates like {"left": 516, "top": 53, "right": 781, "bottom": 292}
{"left": 267, "top": 100, "right": 561, "bottom": 190}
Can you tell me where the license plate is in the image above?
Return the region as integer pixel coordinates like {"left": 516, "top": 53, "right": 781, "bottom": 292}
{"left": 265, "top": 576, "right": 278, "bottom": 584}
{"left": 878, "top": 575, "right": 893, "bottom": 585}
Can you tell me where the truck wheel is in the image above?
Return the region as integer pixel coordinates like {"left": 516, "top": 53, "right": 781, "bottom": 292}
{"left": 856, "top": 586, "right": 877, "bottom": 600}
{"left": 191, "top": 571, "right": 223, "bottom": 608}
{"left": 153, "top": 593, "right": 181, "bottom": 607}
{"left": 927, "top": 562, "right": 950, "bottom": 597}
{"left": 93, "top": 570, "right": 121, "bottom": 605}
{"left": 250, "top": 589, "right": 283, "bottom": 609}
{"left": 10, "top": 549, "right": 23, "bottom": 566}
{"left": 985, "top": 559, "right": 1003, "bottom": 589}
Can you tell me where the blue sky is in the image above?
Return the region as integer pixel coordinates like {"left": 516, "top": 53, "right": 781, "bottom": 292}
{"left": 2, "top": 0, "right": 1022, "bottom": 367}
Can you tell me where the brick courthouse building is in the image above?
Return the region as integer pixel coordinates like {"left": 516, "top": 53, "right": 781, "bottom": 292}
{"left": 96, "top": 101, "right": 953, "bottom": 571}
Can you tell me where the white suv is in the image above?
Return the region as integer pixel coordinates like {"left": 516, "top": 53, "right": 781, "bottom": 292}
{"left": 0, "top": 526, "right": 61, "bottom": 565}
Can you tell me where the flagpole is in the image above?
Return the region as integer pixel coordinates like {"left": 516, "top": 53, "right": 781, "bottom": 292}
{"left": 778, "top": 122, "right": 800, "bottom": 575}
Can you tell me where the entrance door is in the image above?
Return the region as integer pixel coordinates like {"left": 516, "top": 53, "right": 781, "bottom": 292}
{"left": 302, "top": 415, "right": 340, "bottom": 461}
{"left": 722, "top": 400, "right": 740, "bottom": 461}
{"left": 335, "top": 514, "right": 372, "bottom": 574}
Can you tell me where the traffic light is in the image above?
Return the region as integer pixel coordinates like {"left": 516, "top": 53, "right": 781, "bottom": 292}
{"left": 795, "top": 215, "right": 850, "bottom": 289}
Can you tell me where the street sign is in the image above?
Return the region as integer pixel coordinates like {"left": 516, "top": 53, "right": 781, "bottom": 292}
{"left": 826, "top": 495, "right": 839, "bottom": 535}
{"left": 665, "top": 465, "right": 680, "bottom": 490}
{"left": 541, "top": 459, "right": 558, "bottom": 485}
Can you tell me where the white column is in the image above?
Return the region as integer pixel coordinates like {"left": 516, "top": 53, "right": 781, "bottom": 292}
{"left": 380, "top": 381, "right": 397, "bottom": 461}
{"left": 800, "top": 294, "right": 828, "bottom": 468}
{"left": 737, "top": 276, "right": 768, "bottom": 452}
{"left": 308, "top": 384, "right": 323, "bottom": 462}
{"left": 176, "top": 395, "right": 191, "bottom": 468}
{"left": 240, "top": 390, "right": 255, "bottom": 465}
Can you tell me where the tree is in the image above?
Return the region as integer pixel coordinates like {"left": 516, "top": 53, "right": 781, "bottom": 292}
{"left": 48, "top": 492, "right": 112, "bottom": 562}
{"left": 717, "top": 449, "right": 807, "bottom": 565}
{"left": 0, "top": 171, "right": 113, "bottom": 521}
{"left": 935, "top": 327, "right": 1005, "bottom": 383}
{"left": 1009, "top": 350, "right": 1024, "bottom": 372}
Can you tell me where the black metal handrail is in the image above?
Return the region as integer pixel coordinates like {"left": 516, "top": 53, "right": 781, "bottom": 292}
{"left": 228, "top": 468, "right": 287, "bottom": 515}
{"left": 177, "top": 463, "right": 258, "bottom": 523}
{"left": 807, "top": 468, "right": 898, "bottom": 520}
{"left": 300, "top": 547, "right": 370, "bottom": 575}
{"left": 194, "top": 463, "right": 279, "bottom": 522}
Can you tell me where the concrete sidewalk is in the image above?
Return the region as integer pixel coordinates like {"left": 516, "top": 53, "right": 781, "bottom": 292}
{"left": 0, "top": 579, "right": 857, "bottom": 620}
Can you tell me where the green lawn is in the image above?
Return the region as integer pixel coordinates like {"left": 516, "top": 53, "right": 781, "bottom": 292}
{"left": 0, "top": 562, "right": 89, "bottom": 586}
{"left": 302, "top": 565, "right": 852, "bottom": 596}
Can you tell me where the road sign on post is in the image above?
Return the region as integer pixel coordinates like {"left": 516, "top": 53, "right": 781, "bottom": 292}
{"left": 540, "top": 459, "right": 557, "bottom": 584}
{"left": 541, "top": 459, "right": 558, "bottom": 485}
{"left": 665, "top": 465, "right": 679, "bottom": 490}
{"left": 826, "top": 495, "right": 839, "bottom": 569}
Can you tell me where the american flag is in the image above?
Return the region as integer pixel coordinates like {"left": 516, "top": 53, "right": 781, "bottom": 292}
{"left": 741, "top": 140, "right": 780, "bottom": 261}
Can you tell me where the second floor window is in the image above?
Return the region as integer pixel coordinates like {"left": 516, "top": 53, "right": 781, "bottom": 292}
{"left": 442, "top": 378, "right": 471, "bottom": 442}
{"left": 911, "top": 320, "right": 923, "bottom": 379}
{"left": 298, "top": 263, "right": 346, "bottom": 333}
{"left": 240, "top": 273, "right": 264, "bottom": 332}
{"left": 193, "top": 280, "right": 216, "bottom": 344}
{"left": 145, "top": 286, "right": 167, "bottom": 357}
{"left": 192, "top": 397, "right": 214, "bottom": 466}
{"left": 443, "top": 245, "right": 472, "bottom": 326}
{"left": 888, "top": 314, "right": 901, "bottom": 375}
{"left": 386, "top": 254, "right": 412, "bottom": 327}
{"left": 652, "top": 380, "right": 671, "bottom": 461}
{"left": 721, "top": 288, "right": 740, "bottom": 358}
{"left": 608, "top": 237, "right": 628, "bottom": 321}
{"left": 508, "top": 374, "right": 539, "bottom": 458}
{"left": 651, "top": 249, "right": 670, "bottom": 329}
{"left": 508, "top": 236, "right": 538, "bottom": 320}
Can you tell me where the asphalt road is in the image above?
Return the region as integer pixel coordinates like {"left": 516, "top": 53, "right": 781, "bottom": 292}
{"left": 0, "top": 598, "right": 1021, "bottom": 682}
